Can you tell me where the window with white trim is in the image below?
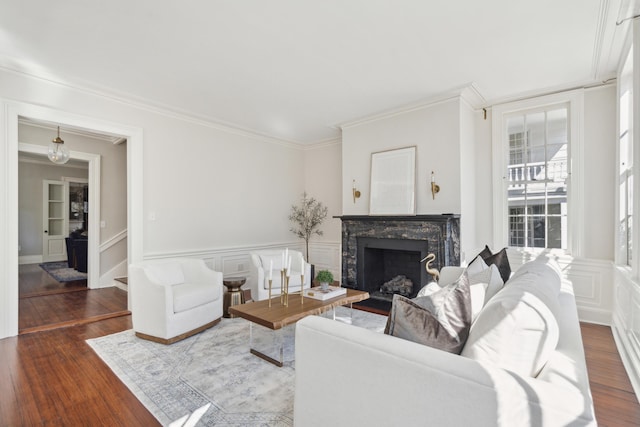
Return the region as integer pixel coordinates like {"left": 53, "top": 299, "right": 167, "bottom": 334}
{"left": 619, "top": 48, "right": 633, "bottom": 266}
{"left": 492, "top": 91, "right": 583, "bottom": 255}
{"left": 506, "top": 106, "right": 569, "bottom": 249}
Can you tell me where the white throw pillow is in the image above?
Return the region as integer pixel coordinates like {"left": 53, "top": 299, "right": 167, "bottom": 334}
{"left": 419, "top": 272, "right": 485, "bottom": 323}
{"left": 461, "top": 260, "right": 561, "bottom": 377}
{"left": 468, "top": 282, "right": 487, "bottom": 323}
{"left": 417, "top": 281, "right": 441, "bottom": 297}
{"left": 468, "top": 264, "right": 504, "bottom": 304}
{"left": 438, "top": 266, "right": 465, "bottom": 287}
{"left": 419, "top": 267, "right": 487, "bottom": 321}
{"left": 466, "top": 255, "right": 488, "bottom": 277}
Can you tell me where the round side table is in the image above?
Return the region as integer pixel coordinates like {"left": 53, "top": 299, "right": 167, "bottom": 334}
{"left": 223, "top": 276, "right": 246, "bottom": 318}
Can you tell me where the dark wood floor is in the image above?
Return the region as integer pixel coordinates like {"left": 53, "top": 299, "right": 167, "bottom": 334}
{"left": 18, "top": 263, "right": 130, "bottom": 334}
{"left": 2, "top": 265, "right": 639, "bottom": 425}
{"left": 581, "top": 323, "right": 640, "bottom": 426}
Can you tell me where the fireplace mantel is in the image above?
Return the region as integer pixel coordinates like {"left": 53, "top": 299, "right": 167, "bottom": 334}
{"left": 337, "top": 214, "right": 460, "bottom": 292}
{"left": 334, "top": 214, "right": 460, "bottom": 222}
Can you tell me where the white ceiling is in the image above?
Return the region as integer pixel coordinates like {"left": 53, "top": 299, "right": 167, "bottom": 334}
{"left": 0, "top": 0, "right": 633, "bottom": 144}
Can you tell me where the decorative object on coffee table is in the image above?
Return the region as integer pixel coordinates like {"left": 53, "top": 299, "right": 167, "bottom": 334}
{"left": 303, "top": 285, "right": 346, "bottom": 301}
{"left": 315, "top": 270, "right": 333, "bottom": 291}
{"left": 223, "top": 277, "right": 246, "bottom": 318}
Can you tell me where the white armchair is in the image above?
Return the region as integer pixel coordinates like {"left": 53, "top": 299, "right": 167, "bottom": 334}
{"left": 130, "top": 257, "right": 223, "bottom": 344}
{"left": 250, "top": 249, "right": 312, "bottom": 301}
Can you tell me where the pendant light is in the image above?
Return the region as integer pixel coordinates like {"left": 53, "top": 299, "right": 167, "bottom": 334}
{"left": 48, "top": 126, "right": 70, "bottom": 164}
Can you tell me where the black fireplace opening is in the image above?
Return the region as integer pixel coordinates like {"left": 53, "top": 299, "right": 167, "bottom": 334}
{"left": 356, "top": 237, "right": 430, "bottom": 303}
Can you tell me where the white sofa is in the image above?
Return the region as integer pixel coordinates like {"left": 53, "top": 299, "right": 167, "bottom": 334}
{"left": 249, "top": 249, "right": 312, "bottom": 301}
{"left": 294, "top": 259, "right": 596, "bottom": 426}
{"left": 130, "top": 257, "right": 223, "bottom": 344}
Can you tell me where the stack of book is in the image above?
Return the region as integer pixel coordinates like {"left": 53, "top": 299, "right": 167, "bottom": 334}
{"left": 303, "top": 286, "right": 347, "bottom": 301}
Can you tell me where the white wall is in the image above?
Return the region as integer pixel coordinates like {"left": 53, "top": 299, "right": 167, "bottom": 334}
{"left": 341, "top": 98, "right": 462, "bottom": 217}
{"left": 459, "top": 100, "right": 478, "bottom": 258}
{"left": 303, "top": 141, "right": 342, "bottom": 278}
{"left": 0, "top": 68, "right": 307, "bottom": 338}
{"left": 582, "top": 85, "right": 616, "bottom": 261}
{"left": 473, "top": 108, "right": 494, "bottom": 250}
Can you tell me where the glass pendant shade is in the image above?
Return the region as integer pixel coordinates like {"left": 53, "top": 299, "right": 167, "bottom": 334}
{"left": 48, "top": 127, "right": 70, "bottom": 164}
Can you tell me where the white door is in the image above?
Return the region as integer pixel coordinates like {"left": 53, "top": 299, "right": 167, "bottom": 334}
{"left": 42, "top": 180, "right": 69, "bottom": 262}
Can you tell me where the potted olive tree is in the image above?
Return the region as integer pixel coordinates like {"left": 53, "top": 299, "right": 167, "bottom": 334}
{"left": 289, "top": 192, "right": 328, "bottom": 263}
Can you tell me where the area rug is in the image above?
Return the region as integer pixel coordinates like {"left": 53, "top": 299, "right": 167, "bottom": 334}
{"left": 39, "top": 261, "right": 87, "bottom": 282}
{"left": 87, "top": 307, "right": 387, "bottom": 426}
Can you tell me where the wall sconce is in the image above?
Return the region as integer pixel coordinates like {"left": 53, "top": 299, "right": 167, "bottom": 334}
{"left": 352, "top": 179, "right": 361, "bottom": 203}
{"left": 430, "top": 171, "right": 440, "bottom": 199}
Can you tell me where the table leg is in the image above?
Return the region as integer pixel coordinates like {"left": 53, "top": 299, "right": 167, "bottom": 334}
{"left": 249, "top": 322, "right": 285, "bottom": 367}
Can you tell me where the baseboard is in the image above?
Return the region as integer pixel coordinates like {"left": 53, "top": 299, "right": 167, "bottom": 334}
{"left": 98, "top": 259, "right": 128, "bottom": 288}
{"left": 577, "top": 307, "right": 612, "bottom": 326}
{"left": 19, "top": 255, "right": 43, "bottom": 265}
{"left": 612, "top": 315, "right": 640, "bottom": 403}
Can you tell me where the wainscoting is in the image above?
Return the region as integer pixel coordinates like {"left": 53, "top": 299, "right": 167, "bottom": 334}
{"left": 144, "top": 241, "right": 342, "bottom": 294}
{"left": 144, "top": 245, "right": 613, "bottom": 325}
{"left": 505, "top": 248, "right": 613, "bottom": 325}
{"left": 612, "top": 267, "right": 640, "bottom": 399}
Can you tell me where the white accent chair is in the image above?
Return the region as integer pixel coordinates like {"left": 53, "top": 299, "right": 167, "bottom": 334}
{"left": 249, "top": 249, "right": 312, "bottom": 301}
{"left": 130, "top": 258, "right": 223, "bottom": 344}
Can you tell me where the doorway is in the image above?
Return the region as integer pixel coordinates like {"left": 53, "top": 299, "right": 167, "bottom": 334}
{"left": 0, "top": 99, "right": 144, "bottom": 339}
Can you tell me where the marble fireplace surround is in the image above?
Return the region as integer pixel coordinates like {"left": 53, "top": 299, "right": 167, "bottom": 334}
{"left": 337, "top": 215, "right": 461, "bottom": 295}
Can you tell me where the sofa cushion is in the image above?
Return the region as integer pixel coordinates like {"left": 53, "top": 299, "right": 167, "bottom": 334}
{"left": 385, "top": 273, "right": 471, "bottom": 354}
{"left": 461, "top": 260, "right": 561, "bottom": 377}
{"left": 173, "top": 282, "right": 218, "bottom": 313}
{"left": 146, "top": 263, "right": 185, "bottom": 286}
{"left": 507, "top": 257, "right": 562, "bottom": 311}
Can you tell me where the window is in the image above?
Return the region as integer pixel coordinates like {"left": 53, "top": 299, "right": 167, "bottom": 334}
{"left": 492, "top": 91, "right": 583, "bottom": 255}
{"left": 619, "top": 48, "right": 633, "bottom": 266}
{"left": 506, "top": 107, "right": 569, "bottom": 249}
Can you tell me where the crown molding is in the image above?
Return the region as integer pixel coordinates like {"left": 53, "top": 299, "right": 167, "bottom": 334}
{"left": 303, "top": 137, "right": 342, "bottom": 151}
{"left": 484, "top": 78, "right": 615, "bottom": 109}
{"left": 337, "top": 83, "right": 487, "bottom": 130}
{"left": 0, "top": 58, "right": 305, "bottom": 150}
{"left": 18, "top": 117, "right": 123, "bottom": 144}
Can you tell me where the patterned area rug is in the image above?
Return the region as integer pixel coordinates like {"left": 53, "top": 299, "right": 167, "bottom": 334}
{"left": 87, "top": 307, "right": 387, "bottom": 426}
{"left": 39, "top": 261, "right": 87, "bottom": 282}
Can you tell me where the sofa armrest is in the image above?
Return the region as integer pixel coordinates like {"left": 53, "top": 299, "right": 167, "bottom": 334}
{"left": 130, "top": 265, "right": 174, "bottom": 336}
{"left": 294, "top": 316, "right": 596, "bottom": 427}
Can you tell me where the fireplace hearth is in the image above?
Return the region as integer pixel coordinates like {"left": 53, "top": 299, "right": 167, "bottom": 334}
{"left": 337, "top": 215, "right": 460, "bottom": 310}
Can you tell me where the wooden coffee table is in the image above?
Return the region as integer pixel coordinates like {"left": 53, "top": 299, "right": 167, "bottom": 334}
{"left": 229, "top": 288, "right": 369, "bottom": 366}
